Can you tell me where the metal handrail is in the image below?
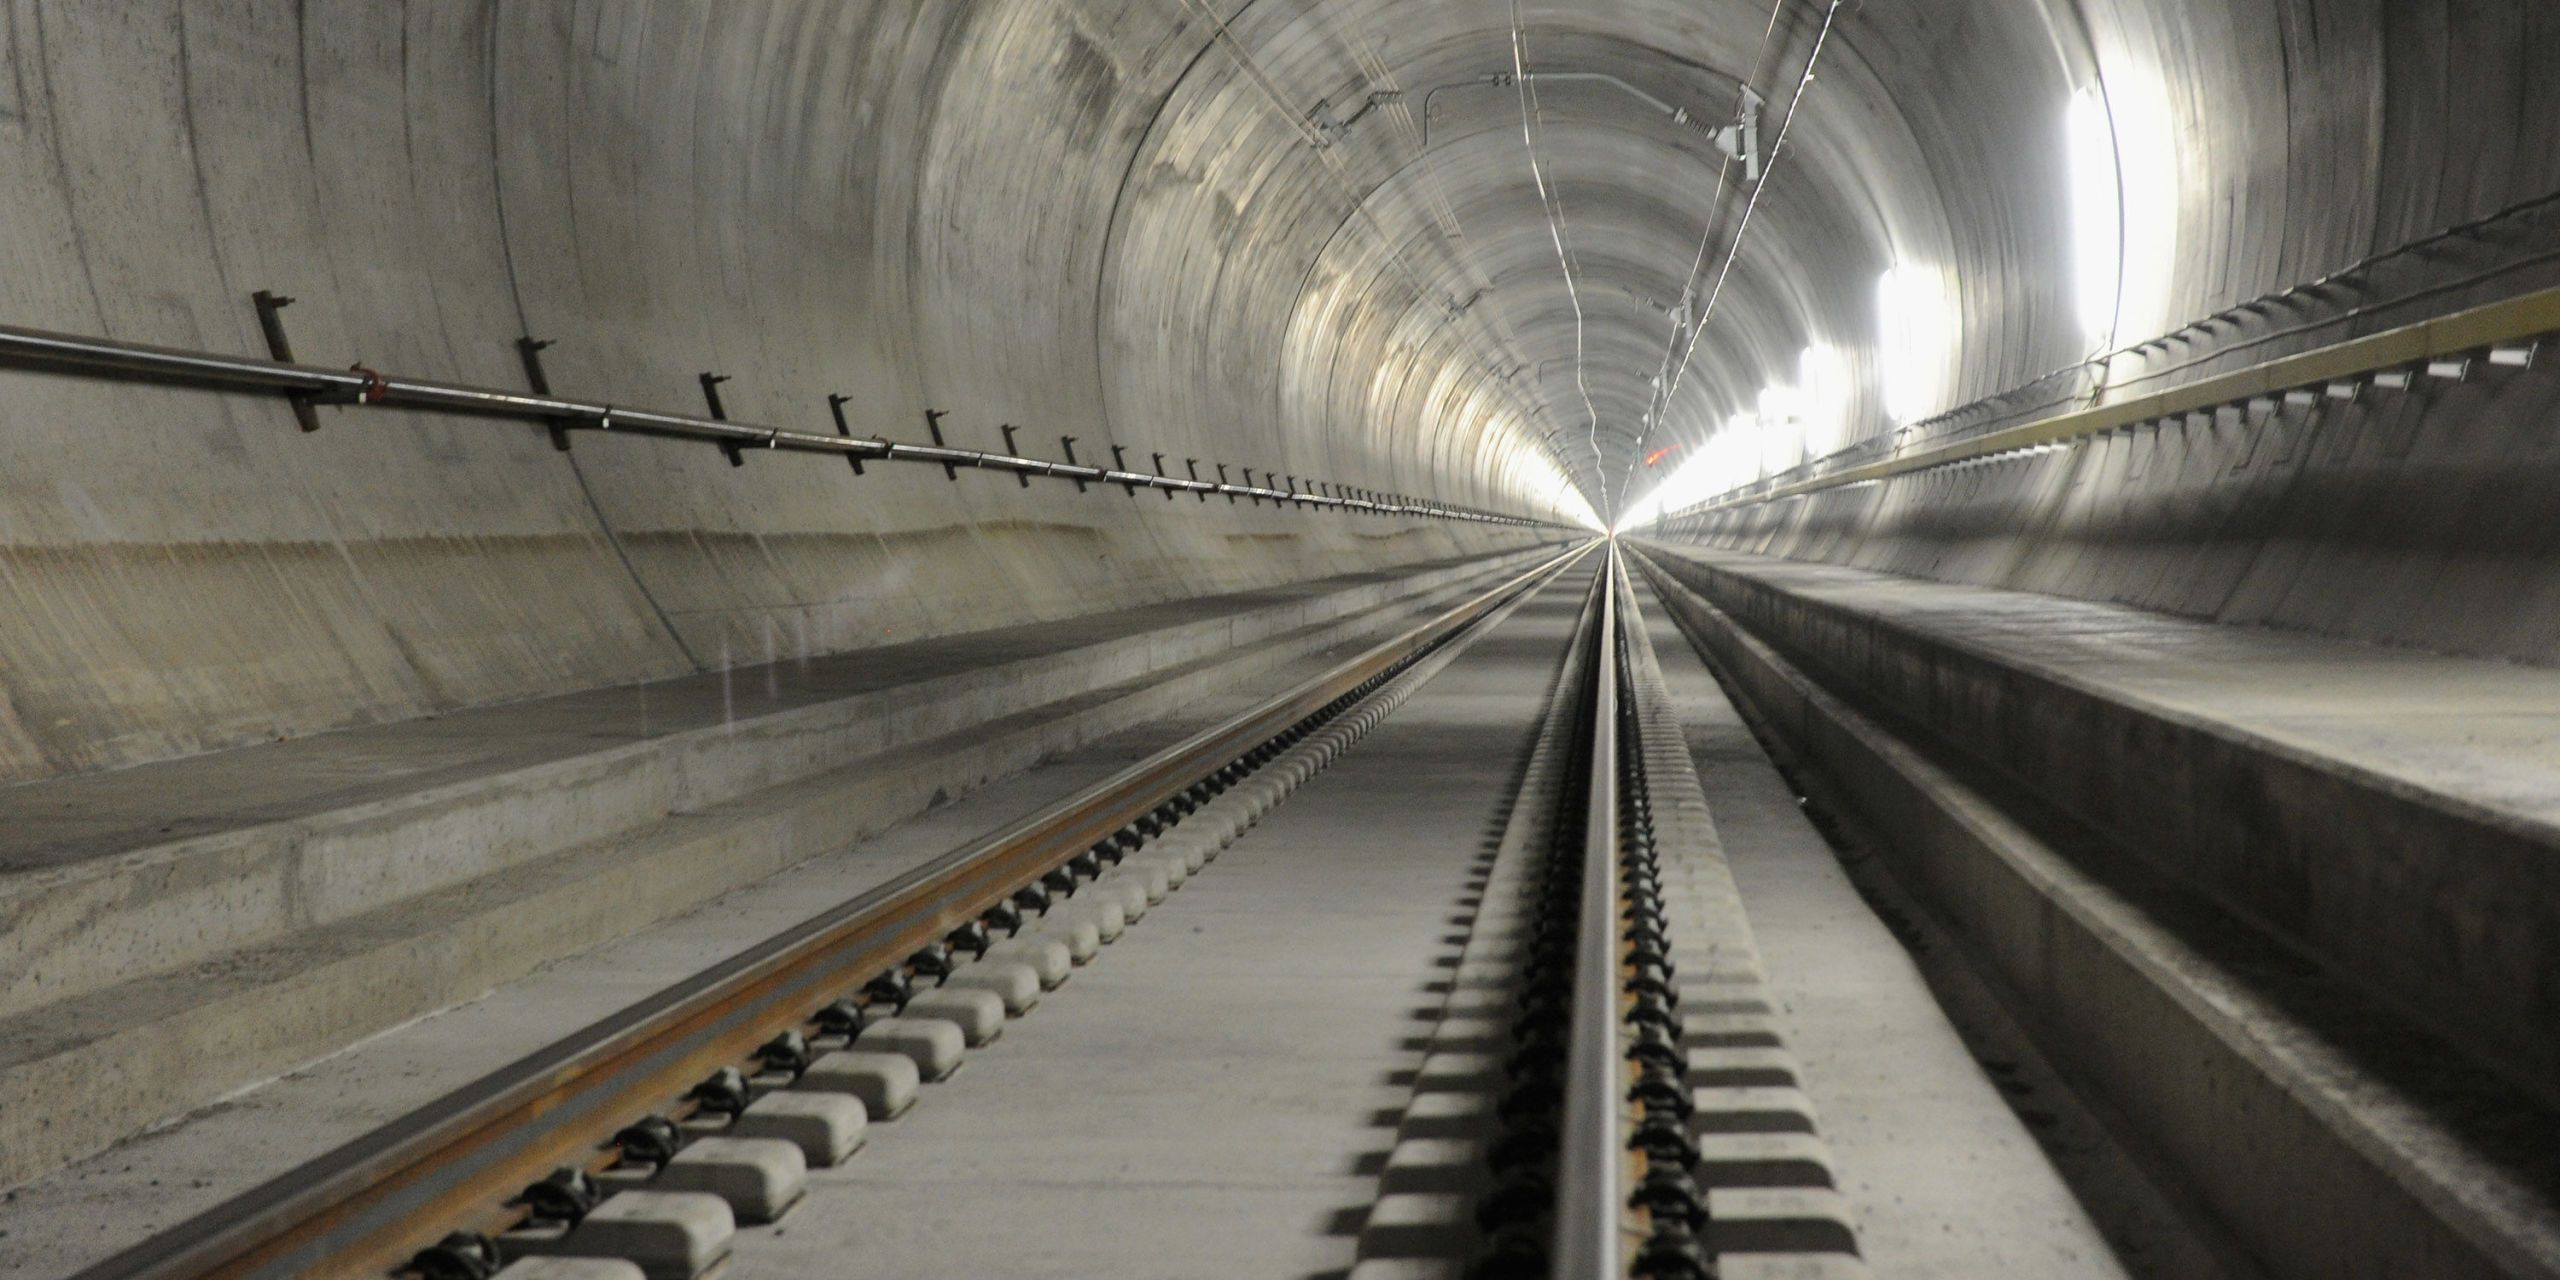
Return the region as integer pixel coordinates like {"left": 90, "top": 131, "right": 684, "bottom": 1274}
{"left": 0, "top": 319, "right": 1550, "bottom": 528}
{"left": 1552, "top": 543, "right": 1626, "bottom": 1277}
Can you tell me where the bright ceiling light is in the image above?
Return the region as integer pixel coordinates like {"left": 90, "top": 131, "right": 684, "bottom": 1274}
{"left": 2067, "top": 85, "right": 2123, "bottom": 342}
{"left": 1613, "top": 411, "right": 1766, "bottom": 533}
{"left": 1798, "top": 343, "right": 1852, "bottom": 458}
{"left": 1755, "top": 385, "right": 1803, "bottom": 476}
{"left": 1876, "top": 264, "right": 1953, "bottom": 425}
{"left": 2069, "top": 79, "right": 2180, "bottom": 346}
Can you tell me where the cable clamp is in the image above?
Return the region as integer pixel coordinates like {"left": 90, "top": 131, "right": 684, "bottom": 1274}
{"left": 347, "top": 364, "right": 391, "bottom": 404}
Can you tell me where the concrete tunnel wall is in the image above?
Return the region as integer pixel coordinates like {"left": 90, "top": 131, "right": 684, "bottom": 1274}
{"left": 1654, "top": 2, "right": 2560, "bottom": 666}
{"left": 0, "top": 3, "right": 1592, "bottom": 785}
{"left": 6, "top": 0, "right": 2556, "bottom": 787}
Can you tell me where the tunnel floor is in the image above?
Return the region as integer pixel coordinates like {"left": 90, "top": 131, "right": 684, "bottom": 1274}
{"left": 0, "top": 558, "right": 2225, "bottom": 1279}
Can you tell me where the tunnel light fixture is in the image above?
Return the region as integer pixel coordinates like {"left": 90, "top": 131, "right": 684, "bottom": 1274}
{"left": 2067, "top": 78, "right": 2179, "bottom": 345}
{"left": 1799, "top": 344, "right": 1853, "bottom": 457}
{"left": 2372, "top": 369, "right": 2414, "bottom": 390}
{"left": 2426, "top": 357, "right": 2473, "bottom": 381}
{"left": 1756, "top": 385, "right": 1807, "bottom": 476}
{"left": 2284, "top": 389, "right": 2318, "bottom": 409}
{"left": 2489, "top": 342, "right": 2538, "bottom": 368}
{"left": 2246, "top": 397, "right": 2277, "bottom": 418}
{"left": 2324, "top": 380, "right": 2362, "bottom": 403}
{"left": 2068, "top": 85, "right": 2121, "bottom": 341}
{"left": 1876, "top": 264, "right": 1954, "bottom": 424}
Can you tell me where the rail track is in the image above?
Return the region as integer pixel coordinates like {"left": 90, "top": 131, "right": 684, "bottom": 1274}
{"left": 1418, "top": 550, "right": 1861, "bottom": 1280}
{"left": 65, "top": 542, "right": 1870, "bottom": 1280}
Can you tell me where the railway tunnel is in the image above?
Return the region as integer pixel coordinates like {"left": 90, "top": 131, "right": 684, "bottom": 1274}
{"left": 1, "top": 2, "right": 2555, "bottom": 1277}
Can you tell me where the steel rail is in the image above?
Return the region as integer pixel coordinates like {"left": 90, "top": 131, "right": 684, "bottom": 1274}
{"left": 68, "top": 543, "right": 1593, "bottom": 1280}
{"left": 0, "top": 319, "right": 1547, "bottom": 528}
{"left": 1668, "top": 278, "right": 2560, "bottom": 519}
{"left": 1552, "top": 542, "right": 1628, "bottom": 1277}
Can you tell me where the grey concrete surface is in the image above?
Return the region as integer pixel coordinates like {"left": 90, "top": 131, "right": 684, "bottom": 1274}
{"left": 0, "top": 608, "right": 1443, "bottom": 1277}
{"left": 7, "top": 0, "right": 2548, "bottom": 794}
{"left": 0, "top": 551, "right": 1550, "bottom": 1193}
{"left": 1633, "top": 575, "right": 2200, "bottom": 1279}
{"left": 1638, "top": 541, "right": 2560, "bottom": 1115}
{"left": 1639, "top": 557, "right": 2560, "bottom": 1280}
{"left": 1, "top": 2, "right": 2555, "bottom": 1276}
{"left": 0, "top": 549, "right": 1532, "bottom": 1019}
{"left": 720, "top": 570, "right": 1595, "bottom": 1278}
{"left": 0, "top": 2, "right": 1598, "bottom": 792}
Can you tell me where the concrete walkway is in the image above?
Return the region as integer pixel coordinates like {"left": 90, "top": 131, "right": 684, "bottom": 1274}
{"left": 1633, "top": 577, "right": 2142, "bottom": 1279}
{"left": 0, "top": 612, "right": 1431, "bottom": 1278}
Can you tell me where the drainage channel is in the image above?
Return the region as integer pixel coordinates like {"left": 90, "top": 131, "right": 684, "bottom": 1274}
{"left": 64, "top": 548, "right": 1589, "bottom": 1280}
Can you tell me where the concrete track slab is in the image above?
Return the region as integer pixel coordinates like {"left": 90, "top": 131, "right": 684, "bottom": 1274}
{"left": 1636, "top": 545, "right": 2560, "bottom": 841}
{"left": 721, "top": 570, "right": 1594, "bottom": 1279}
{"left": 0, "top": 611, "right": 1440, "bottom": 1279}
{"left": 1637, "top": 542, "right": 2560, "bottom": 1110}
{"left": 0, "top": 552, "right": 1521, "bottom": 880}
{"left": 0, "top": 552, "right": 1549, "bottom": 1193}
{"left": 1632, "top": 577, "right": 2170, "bottom": 1279}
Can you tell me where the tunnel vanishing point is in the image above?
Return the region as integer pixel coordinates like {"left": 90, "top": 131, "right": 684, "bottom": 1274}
{"left": 1, "top": 4, "right": 2557, "bottom": 1279}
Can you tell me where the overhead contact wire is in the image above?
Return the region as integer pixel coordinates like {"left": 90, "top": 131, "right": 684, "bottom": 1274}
{"left": 1623, "top": 0, "right": 1846, "bottom": 503}
{"left": 1169, "top": 0, "right": 1559, "bottom": 504}
{"left": 1638, "top": 0, "right": 1790, "bottom": 444}
{"left": 1510, "top": 0, "right": 1611, "bottom": 517}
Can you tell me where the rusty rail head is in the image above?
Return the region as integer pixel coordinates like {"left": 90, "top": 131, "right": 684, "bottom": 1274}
{"left": 70, "top": 543, "right": 1592, "bottom": 1280}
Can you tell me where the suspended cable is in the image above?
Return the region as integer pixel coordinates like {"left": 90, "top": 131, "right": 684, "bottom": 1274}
{"left": 1622, "top": 0, "right": 1845, "bottom": 502}
{"left": 1169, "top": 0, "right": 1571, "bottom": 513}
{"left": 1511, "top": 0, "right": 1611, "bottom": 515}
{"left": 1639, "top": 0, "right": 1790, "bottom": 437}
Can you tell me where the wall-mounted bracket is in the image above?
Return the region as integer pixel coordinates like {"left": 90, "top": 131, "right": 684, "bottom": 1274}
{"left": 998, "top": 425, "right": 1031, "bottom": 487}
{"left": 251, "top": 290, "right": 322, "bottom": 433}
{"left": 516, "top": 337, "right": 577, "bottom": 452}
{"left": 827, "top": 394, "right": 866, "bottom": 474}
{"left": 925, "top": 409, "right": 959, "bottom": 480}
{"left": 698, "top": 373, "right": 748, "bottom": 466}
{"left": 1060, "top": 436, "right": 1087, "bottom": 492}
{"left": 1307, "top": 88, "right": 1405, "bottom": 147}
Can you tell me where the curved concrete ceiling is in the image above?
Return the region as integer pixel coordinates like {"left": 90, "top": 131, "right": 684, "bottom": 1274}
{"left": 0, "top": 1, "right": 2547, "bottom": 781}
{"left": 1107, "top": 0, "right": 2558, "bottom": 520}
{"left": 1116, "top": 0, "right": 2080, "bottom": 519}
